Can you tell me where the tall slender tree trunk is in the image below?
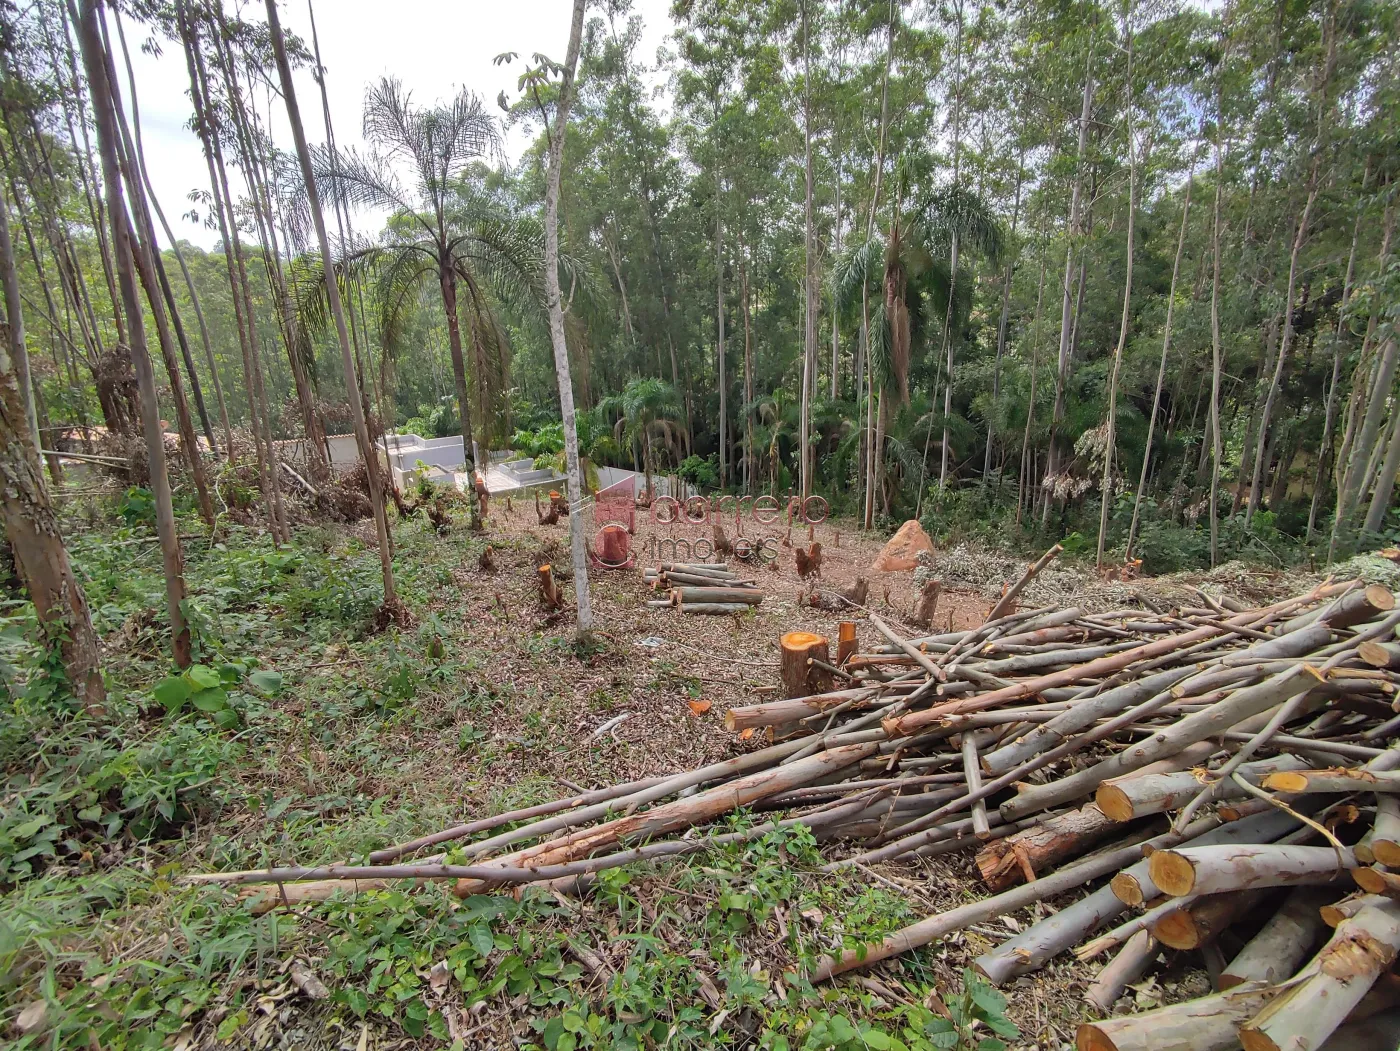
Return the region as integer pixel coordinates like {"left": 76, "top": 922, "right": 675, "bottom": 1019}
{"left": 0, "top": 185, "right": 39, "bottom": 452}
{"left": 1017, "top": 237, "right": 1048, "bottom": 527}
{"left": 1049, "top": 56, "right": 1096, "bottom": 486}
{"left": 937, "top": 0, "right": 966, "bottom": 496}
{"left": 78, "top": 0, "right": 190, "bottom": 667}
{"left": 1307, "top": 208, "right": 1362, "bottom": 539}
{"left": 1208, "top": 69, "right": 1228, "bottom": 570}
{"left": 266, "top": 0, "right": 396, "bottom": 606}
{"left": 541, "top": 0, "right": 593, "bottom": 634}
{"left": 1097, "top": 23, "right": 1135, "bottom": 570}
{"left": 985, "top": 148, "right": 1025, "bottom": 481}
{"left": 1365, "top": 387, "right": 1400, "bottom": 533}
{"left": 1128, "top": 153, "right": 1196, "bottom": 557}
{"left": 800, "top": 0, "right": 817, "bottom": 499}
{"left": 741, "top": 249, "right": 755, "bottom": 495}
{"left": 716, "top": 185, "right": 726, "bottom": 489}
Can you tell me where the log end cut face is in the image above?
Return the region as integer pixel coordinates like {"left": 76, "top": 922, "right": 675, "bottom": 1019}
{"left": 1147, "top": 849, "right": 1199, "bottom": 897}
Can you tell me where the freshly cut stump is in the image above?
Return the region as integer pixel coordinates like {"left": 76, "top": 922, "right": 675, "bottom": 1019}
{"left": 780, "top": 632, "right": 832, "bottom": 698}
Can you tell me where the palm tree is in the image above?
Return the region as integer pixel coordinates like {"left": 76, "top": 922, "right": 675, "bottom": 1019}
{"left": 834, "top": 178, "right": 1002, "bottom": 509}
{"left": 316, "top": 79, "right": 528, "bottom": 470}
{"left": 599, "top": 378, "right": 685, "bottom": 498}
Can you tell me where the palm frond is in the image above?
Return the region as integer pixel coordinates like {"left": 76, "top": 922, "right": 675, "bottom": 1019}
{"left": 920, "top": 185, "right": 1005, "bottom": 265}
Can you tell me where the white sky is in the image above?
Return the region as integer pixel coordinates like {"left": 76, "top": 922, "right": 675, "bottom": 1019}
{"left": 121, "top": 0, "right": 675, "bottom": 251}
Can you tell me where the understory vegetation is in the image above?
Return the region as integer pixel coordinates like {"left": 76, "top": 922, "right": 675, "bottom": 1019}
{"left": 1, "top": 497, "right": 1037, "bottom": 1050}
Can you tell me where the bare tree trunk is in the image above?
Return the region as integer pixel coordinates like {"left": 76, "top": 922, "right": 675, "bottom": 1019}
{"left": 938, "top": 0, "right": 966, "bottom": 495}
{"left": 1364, "top": 367, "right": 1400, "bottom": 533}
{"left": 265, "top": 0, "right": 397, "bottom": 606}
{"left": 541, "top": 0, "right": 593, "bottom": 635}
{"left": 800, "top": 0, "right": 816, "bottom": 500}
{"left": 78, "top": 0, "right": 190, "bottom": 667}
{"left": 741, "top": 250, "right": 755, "bottom": 495}
{"left": 1128, "top": 157, "right": 1196, "bottom": 558}
{"left": 1, "top": 196, "right": 104, "bottom": 712}
{"left": 985, "top": 147, "right": 1024, "bottom": 482}
{"left": 1017, "top": 238, "right": 1048, "bottom": 527}
{"left": 717, "top": 181, "right": 727, "bottom": 489}
{"left": 1307, "top": 208, "right": 1362, "bottom": 539}
{"left": 1049, "top": 57, "right": 1095, "bottom": 485}
{"left": 1208, "top": 65, "right": 1227, "bottom": 569}
{"left": 1097, "top": 24, "right": 1135, "bottom": 570}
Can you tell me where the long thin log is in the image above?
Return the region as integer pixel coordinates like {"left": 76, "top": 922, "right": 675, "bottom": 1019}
{"left": 1220, "top": 886, "right": 1331, "bottom": 989}
{"left": 961, "top": 732, "right": 989, "bottom": 837}
{"left": 975, "top": 881, "right": 1127, "bottom": 986}
{"left": 1262, "top": 768, "right": 1400, "bottom": 795}
{"left": 679, "top": 602, "right": 754, "bottom": 615}
{"left": 810, "top": 816, "right": 1219, "bottom": 981}
{"left": 1237, "top": 900, "right": 1400, "bottom": 1051}
{"left": 672, "top": 587, "right": 764, "bottom": 604}
{"left": 986, "top": 544, "right": 1063, "bottom": 622}
{"left": 1097, "top": 755, "right": 1309, "bottom": 822}
{"left": 367, "top": 774, "right": 675, "bottom": 863}
{"left": 1148, "top": 843, "right": 1356, "bottom": 898}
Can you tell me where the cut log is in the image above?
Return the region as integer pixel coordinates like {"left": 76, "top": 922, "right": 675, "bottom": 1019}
{"left": 672, "top": 587, "right": 763, "bottom": 605}
{"left": 538, "top": 564, "right": 562, "bottom": 608}
{"left": 1261, "top": 768, "right": 1400, "bottom": 795}
{"left": 679, "top": 602, "right": 751, "bottom": 615}
{"left": 1237, "top": 900, "right": 1400, "bottom": 1051}
{"left": 1085, "top": 930, "right": 1158, "bottom": 1014}
{"left": 975, "top": 803, "right": 1118, "bottom": 892}
{"left": 837, "top": 622, "right": 857, "bottom": 666}
{"left": 986, "top": 543, "right": 1062, "bottom": 622}
{"left": 1148, "top": 844, "right": 1356, "bottom": 898}
{"left": 1097, "top": 755, "right": 1309, "bottom": 822}
{"left": 1076, "top": 983, "right": 1278, "bottom": 1051}
{"left": 724, "top": 687, "right": 901, "bottom": 731}
{"left": 1358, "top": 640, "right": 1400, "bottom": 669}
{"left": 1150, "top": 889, "right": 1264, "bottom": 950}
{"left": 960, "top": 733, "right": 990, "bottom": 838}
{"left": 1220, "top": 886, "right": 1331, "bottom": 989}
{"left": 1292, "top": 584, "right": 1396, "bottom": 631}
{"left": 780, "top": 632, "right": 832, "bottom": 698}
{"left": 1373, "top": 796, "right": 1400, "bottom": 867}
{"left": 1351, "top": 865, "right": 1400, "bottom": 898}
{"left": 660, "top": 571, "right": 753, "bottom": 587}
{"left": 976, "top": 882, "right": 1127, "bottom": 986}
{"left": 1321, "top": 893, "right": 1389, "bottom": 928}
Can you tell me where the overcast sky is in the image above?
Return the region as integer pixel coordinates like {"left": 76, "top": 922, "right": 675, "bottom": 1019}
{"left": 121, "top": 0, "right": 674, "bottom": 250}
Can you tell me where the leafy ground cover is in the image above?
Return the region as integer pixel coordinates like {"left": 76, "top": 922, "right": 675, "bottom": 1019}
{"left": 2, "top": 493, "right": 1225, "bottom": 1050}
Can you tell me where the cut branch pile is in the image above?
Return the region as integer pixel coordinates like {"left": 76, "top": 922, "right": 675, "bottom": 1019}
{"left": 190, "top": 576, "right": 1400, "bottom": 1049}
{"left": 642, "top": 561, "right": 764, "bottom": 615}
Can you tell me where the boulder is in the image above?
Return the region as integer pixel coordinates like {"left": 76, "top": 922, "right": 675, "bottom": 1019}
{"left": 872, "top": 520, "right": 935, "bottom": 572}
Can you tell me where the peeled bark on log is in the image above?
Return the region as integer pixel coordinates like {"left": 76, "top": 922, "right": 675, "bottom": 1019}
{"left": 1237, "top": 900, "right": 1400, "bottom": 1051}
{"left": 837, "top": 621, "right": 858, "bottom": 665}
{"left": 811, "top": 818, "right": 1218, "bottom": 981}
{"left": 1150, "top": 889, "right": 1264, "bottom": 950}
{"left": 975, "top": 803, "right": 1118, "bottom": 891}
{"left": 1351, "top": 865, "right": 1400, "bottom": 898}
{"left": 538, "top": 564, "right": 563, "bottom": 608}
{"left": 1076, "top": 983, "right": 1278, "bottom": 1051}
{"left": 1372, "top": 796, "right": 1400, "bottom": 867}
{"left": 986, "top": 543, "right": 1062, "bottom": 622}
{"left": 1220, "top": 886, "right": 1331, "bottom": 989}
{"left": 781, "top": 632, "right": 832, "bottom": 697}
{"left": 1262, "top": 768, "right": 1400, "bottom": 796}
{"left": 672, "top": 587, "right": 763, "bottom": 605}
{"left": 1085, "top": 930, "right": 1158, "bottom": 1014}
{"left": 976, "top": 881, "right": 1127, "bottom": 986}
{"left": 1148, "top": 844, "right": 1356, "bottom": 898}
{"left": 1097, "top": 755, "right": 1309, "bottom": 822}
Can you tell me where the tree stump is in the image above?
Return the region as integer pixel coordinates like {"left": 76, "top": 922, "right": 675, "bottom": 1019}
{"left": 913, "top": 579, "right": 942, "bottom": 628}
{"left": 538, "top": 564, "right": 562, "bottom": 608}
{"left": 780, "top": 631, "right": 831, "bottom": 698}
{"left": 837, "top": 622, "right": 858, "bottom": 666}
{"left": 596, "top": 524, "right": 630, "bottom": 567}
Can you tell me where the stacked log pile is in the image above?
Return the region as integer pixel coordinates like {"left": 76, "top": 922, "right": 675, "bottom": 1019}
{"left": 642, "top": 561, "right": 764, "bottom": 614}
{"left": 192, "top": 576, "right": 1400, "bottom": 1051}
